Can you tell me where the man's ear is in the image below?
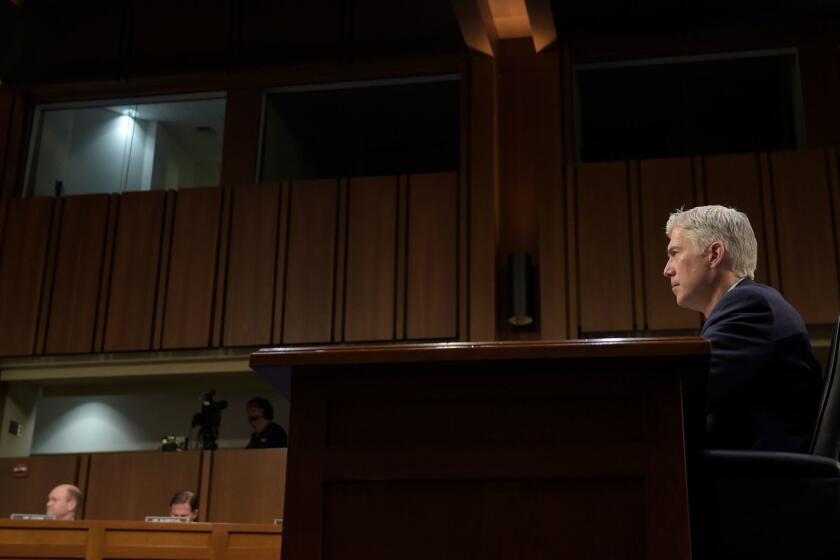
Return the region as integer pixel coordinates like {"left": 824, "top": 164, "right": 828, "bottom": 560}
{"left": 707, "top": 241, "right": 726, "bottom": 268}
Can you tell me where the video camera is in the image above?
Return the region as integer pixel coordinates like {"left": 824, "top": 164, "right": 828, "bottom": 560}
{"left": 191, "top": 390, "right": 228, "bottom": 450}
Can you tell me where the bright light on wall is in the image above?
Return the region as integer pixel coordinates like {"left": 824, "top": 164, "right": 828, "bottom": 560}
{"left": 118, "top": 114, "right": 135, "bottom": 137}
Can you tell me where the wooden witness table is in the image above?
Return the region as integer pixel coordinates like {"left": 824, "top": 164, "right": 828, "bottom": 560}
{"left": 0, "top": 519, "right": 282, "bottom": 560}
{"left": 251, "top": 338, "right": 710, "bottom": 560}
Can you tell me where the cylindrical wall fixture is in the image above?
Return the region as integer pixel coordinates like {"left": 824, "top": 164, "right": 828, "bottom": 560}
{"left": 508, "top": 251, "right": 534, "bottom": 326}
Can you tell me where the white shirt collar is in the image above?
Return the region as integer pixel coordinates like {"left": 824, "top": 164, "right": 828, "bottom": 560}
{"left": 726, "top": 277, "right": 746, "bottom": 293}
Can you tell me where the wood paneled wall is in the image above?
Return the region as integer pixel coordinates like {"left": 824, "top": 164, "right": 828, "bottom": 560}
{"left": 560, "top": 149, "right": 840, "bottom": 337}
{"left": 207, "top": 448, "right": 286, "bottom": 523}
{"left": 0, "top": 449, "right": 286, "bottom": 523}
{"left": 85, "top": 451, "right": 203, "bottom": 521}
{"left": 0, "top": 172, "right": 465, "bottom": 358}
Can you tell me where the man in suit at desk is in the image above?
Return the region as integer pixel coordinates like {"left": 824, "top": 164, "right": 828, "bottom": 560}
{"left": 46, "top": 484, "right": 82, "bottom": 520}
{"left": 663, "top": 205, "right": 821, "bottom": 452}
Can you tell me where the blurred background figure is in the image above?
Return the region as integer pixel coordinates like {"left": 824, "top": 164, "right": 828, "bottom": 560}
{"left": 246, "top": 397, "right": 287, "bottom": 449}
{"left": 46, "top": 484, "right": 82, "bottom": 520}
{"left": 168, "top": 490, "right": 199, "bottom": 521}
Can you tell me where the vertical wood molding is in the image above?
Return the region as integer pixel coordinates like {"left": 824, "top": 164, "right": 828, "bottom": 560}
{"left": 35, "top": 198, "right": 64, "bottom": 355}
{"left": 104, "top": 191, "right": 167, "bottom": 352}
{"left": 161, "top": 188, "right": 223, "bottom": 350}
{"left": 333, "top": 179, "right": 349, "bottom": 343}
{"left": 219, "top": 88, "right": 262, "bottom": 187}
{"left": 93, "top": 194, "right": 120, "bottom": 352}
{"left": 76, "top": 454, "right": 91, "bottom": 519}
{"left": 282, "top": 180, "right": 339, "bottom": 345}
{"left": 565, "top": 165, "right": 579, "bottom": 338}
{"left": 223, "top": 183, "right": 282, "bottom": 348}
{"left": 458, "top": 73, "right": 470, "bottom": 342}
{"left": 405, "top": 173, "right": 459, "bottom": 340}
{"left": 343, "top": 176, "right": 398, "bottom": 343}
{"left": 468, "top": 54, "right": 498, "bottom": 341}
{"left": 212, "top": 187, "right": 233, "bottom": 348}
{"left": 198, "top": 450, "right": 213, "bottom": 523}
{"left": 44, "top": 195, "right": 111, "bottom": 355}
{"left": 536, "top": 47, "right": 567, "bottom": 340}
{"left": 758, "top": 152, "right": 780, "bottom": 289}
{"left": 396, "top": 175, "right": 409, "bottom": 341}
{"left": 152, "top": 191, "right": 177, "bottom": 350}
{"left": 272, "top": 183, "right": 291, "bottom": 345}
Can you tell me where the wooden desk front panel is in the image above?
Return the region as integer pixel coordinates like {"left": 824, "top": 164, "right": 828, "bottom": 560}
{"left": 0, "top": 521, "right": 88, "bottom": 559}
{"left": 278, "top": 351, "right": 704, "bottom": 560}
{"left": 0, "top": 520, "right": 281, "bottom": 560}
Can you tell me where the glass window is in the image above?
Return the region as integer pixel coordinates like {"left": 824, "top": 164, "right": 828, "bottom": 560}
{"left": 26, "top": 95, "right": 225, "bottom": 196}
{"left": 575, "top": 51, "right": 803, "bottom": 162}
{"left": 260, "top": 76, "right": 460, "bottom": 181}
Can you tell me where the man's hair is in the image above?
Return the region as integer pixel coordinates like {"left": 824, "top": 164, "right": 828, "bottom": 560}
{"left": 65, "top": 485, "right": 83, "bottom": 510}
{"left": 169, "top": 490, "right": 199, "bottom": 511}
{"left": 247, "top": 397, "right": 274, "bottom": 420}
{"left": 665, "top": 205, "right": 757, "bottom": 279}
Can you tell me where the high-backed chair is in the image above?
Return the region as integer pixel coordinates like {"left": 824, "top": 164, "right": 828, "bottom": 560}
{"left": 810, "top": 313, "right": 840, "bottom": 458}
{"left": 696, "top": 314, "right": 840, "bottom": 560}
{"left": 692, "top": 317, "right": 840, "bottom": 560}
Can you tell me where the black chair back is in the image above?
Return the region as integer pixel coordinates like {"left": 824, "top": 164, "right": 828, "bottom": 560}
{"left": 810, "top": 313, "right": 840, "bottom": 458}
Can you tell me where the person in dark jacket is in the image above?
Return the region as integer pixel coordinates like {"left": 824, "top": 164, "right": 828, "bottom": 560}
{"left": 245, "top": 397, "right": 288, "bottom": 449}
{"left": 663, "top": 205, "right": 821, "bottom": 451}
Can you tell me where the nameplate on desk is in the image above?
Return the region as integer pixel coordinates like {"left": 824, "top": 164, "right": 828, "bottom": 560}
{"left": 273, "top": 518, "right": 283, "bottom": 525}
{"left": 10, "top": 513, "right": 56, "bottom": 520}
{"left": 144, "top": 516, "right": 190, "bottom": 523}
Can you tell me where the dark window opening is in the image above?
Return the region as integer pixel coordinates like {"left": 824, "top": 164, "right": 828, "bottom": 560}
{"left": 575, "top": 54, "right": 801, "bottom": 162}
{"left": 260, "top": 78, "right": 460, "bottom": 181}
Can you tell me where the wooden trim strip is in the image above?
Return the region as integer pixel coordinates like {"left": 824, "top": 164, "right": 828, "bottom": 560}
{"left": 34, "top": 198, "right": 63, "bottom": 355}
{"left": 93, "top": 194, "right": 120, "bottom": 353}
{"left": 272, "top": 183, "right": 291, "bottom": 345}
{"left": 211, "top": 187, "right": 233, "bottom": 348}
{"left": 395, "top": 175, "right": 409, "bottom": 341}
{"left": 152, "top": 191, "right": 177, "bottom": 350}
{"left": 333, "top": 179, "right": 348, "bottom": 343}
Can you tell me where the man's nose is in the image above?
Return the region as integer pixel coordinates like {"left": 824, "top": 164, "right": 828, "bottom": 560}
{"left": 663, "top": 261, "right": 673, "bottom": 278}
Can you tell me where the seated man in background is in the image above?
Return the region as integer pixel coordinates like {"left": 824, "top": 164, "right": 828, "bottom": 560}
{"left": 46, "top": 484, "right": 82, "bottom": 520}
{"left": 663, "top": 205, "right": 822, "bottom": 452}
{"left": 246, "top": 397, "right": 288, "bottom": 449}
{"left": 168, "top": 491, "right": 199, "bottom": 521}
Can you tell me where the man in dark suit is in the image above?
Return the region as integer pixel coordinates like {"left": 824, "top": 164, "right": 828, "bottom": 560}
{"left": 663, "top": 205, "right": 821, "bottom": 451}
